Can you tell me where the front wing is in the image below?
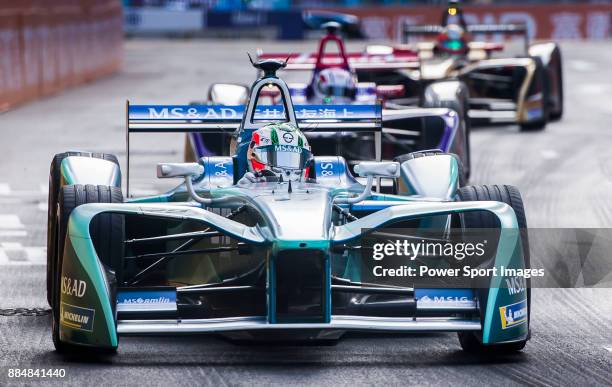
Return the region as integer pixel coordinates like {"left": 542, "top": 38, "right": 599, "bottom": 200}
{"left": 58, "top": 201, "right": 528, "bottom": 349}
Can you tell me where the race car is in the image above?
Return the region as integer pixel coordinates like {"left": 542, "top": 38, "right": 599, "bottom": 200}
{"left": 356, "top": 0, "right": 563, "bottom": 131}
{"left": 186, "top": 23, "right": 471, "bottom": 180}
{"left": 46, "top": 59, "right": 530, "bottom": 355}
{"left": 302, "top": 10, "right": 364, "bottom": 39}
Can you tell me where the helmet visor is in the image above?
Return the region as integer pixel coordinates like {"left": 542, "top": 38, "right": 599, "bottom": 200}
{"left": 443, "top": 39, "right": 464, "bottom": 51}
{"left": 252, "top": 144, "right": 312, "bottom": 170}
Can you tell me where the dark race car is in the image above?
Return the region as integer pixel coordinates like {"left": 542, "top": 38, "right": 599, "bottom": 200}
{"left": 356, "top": 0, "right": 563, "bottom": 131}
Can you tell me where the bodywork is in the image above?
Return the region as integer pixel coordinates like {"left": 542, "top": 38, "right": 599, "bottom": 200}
{"left": 58, "top": 167, "right": 527, "bottom": 349}
{"left": 55, "top": 66, "right": 527, "bottom": 350}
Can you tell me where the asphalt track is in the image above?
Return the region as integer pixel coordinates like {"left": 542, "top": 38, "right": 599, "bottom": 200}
{"left": 0, "top": 39, "right": 611, "bottom": 386}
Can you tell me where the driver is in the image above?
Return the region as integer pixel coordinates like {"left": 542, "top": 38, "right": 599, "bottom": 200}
{"left": 435, "top": 24, "right": 470, "bottom": 56}
{"left": 238, "top": 122, "right": 313, "bottom": 185}
{"left": 311, "top": 67, "right": 357, "bottom": 104}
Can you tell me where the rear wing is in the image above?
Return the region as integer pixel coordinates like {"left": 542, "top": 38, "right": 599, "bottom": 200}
{"left": 402, "top": 23, "right": 529, "bottom": 52}
{"left": 257, "top": 52, "right": 419, "bottom": 71}
{"left": 125, "top": 101, "right": 382, "bottom": 196}
{"left": 127, "top": 102, "right": 382, "bottom": 133}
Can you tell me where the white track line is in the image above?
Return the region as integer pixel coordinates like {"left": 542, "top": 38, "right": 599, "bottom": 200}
{"left": 0, "top": 183, "right": 11, "bottom": 195}
{"left": 540, "top": 149, "right": 560, "bottom": 160}
{"left": 0, "top": 214, "right": 25, "bottom": 229}
{"left": 0, "top": 230, "right": 28, "bottom": 237}
{"left": 0, "top": 249, "right": 9, "bottom": 265}
{"left": 0, "top": 244, "right": 46, "bottom": 266}
{"left": 569, "top": 60, "right": 596, "bottom": 72}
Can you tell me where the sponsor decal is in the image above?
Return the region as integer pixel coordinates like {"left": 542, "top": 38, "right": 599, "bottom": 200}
{"left": 282, "top": 132, "right": 294, "bottom": 143}
{"left": 505, "top": 276, "right": 526, "bottom": 295}
{"left": 274, "top": 145, "right": 302, "bottom": 153}
{"left": 130, "top": 105, "right": 379, "bottom": 121}
{"left": 116, "top": 289, "right": 177, "bottom": 313}
{"left": 419, "top": 295, "right": 470, "bottom": 302}
{"left": 527, "top": 107, "right": 543, "bottom": 120}
{"left": 499, "top": 299, "right": 528, "bottom": 329}
{"left": 317, "top": 161, "right": 338, "bottom": 178}
{"left": 60, "top": 276, "right": 87, "bottom": 298}
{"left": 146, "top": 106, "right": 239, "bottom": 120}
{"left": 60, "top": 302, "right": 95, "bottom": 332}
{"left": 416, "top": 289, "right": 476, "bottom": 308}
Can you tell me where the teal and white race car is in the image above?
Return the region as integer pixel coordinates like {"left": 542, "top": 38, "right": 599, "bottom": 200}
{"left": 46, "top": 59, "right": 530, "bottom": 354}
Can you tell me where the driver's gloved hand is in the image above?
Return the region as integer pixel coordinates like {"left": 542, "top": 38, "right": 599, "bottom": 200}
{"left": 237, "top": 171, "right": 266, "bottom": 186}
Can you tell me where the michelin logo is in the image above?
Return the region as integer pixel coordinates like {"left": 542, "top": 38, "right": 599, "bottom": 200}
{"left": 499, "top": 299, "right": 528, "bottom": 329}
{"left": 60, "top": 302, "right": 95, "bottom": 332}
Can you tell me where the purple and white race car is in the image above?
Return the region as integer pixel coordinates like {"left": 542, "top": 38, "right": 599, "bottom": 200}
{"left": 185, "top": 25, "right": 471, "bottom": 183}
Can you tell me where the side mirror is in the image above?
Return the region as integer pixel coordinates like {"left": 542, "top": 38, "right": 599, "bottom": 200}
{"left": 353, "top": 161, "right": 400, "bottom": 178}
{"left": 157, "top": 163, "right": 204, "bottom": 179}
{"left": 335, "top": 162, "right": 400, "bottom": 204}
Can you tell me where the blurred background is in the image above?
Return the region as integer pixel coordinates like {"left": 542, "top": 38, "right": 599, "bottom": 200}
{"left": 0, "top": 0, "right": 610, "bottom": 111}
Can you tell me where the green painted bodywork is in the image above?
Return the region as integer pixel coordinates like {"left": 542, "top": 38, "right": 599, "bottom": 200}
{"left": 57, "top": 179, "right": 527, "bottom": 348}
{"left": 59, "top": 221, "right": 117, "bottom": 348}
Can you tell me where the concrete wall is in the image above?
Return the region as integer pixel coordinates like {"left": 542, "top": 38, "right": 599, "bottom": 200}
{"left": 0, "top": 0, "right": 123, "bottom": 112}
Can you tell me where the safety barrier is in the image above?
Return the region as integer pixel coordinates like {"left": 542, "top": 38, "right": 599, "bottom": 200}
{"left": 0, "top": 0, "right": 123, "bottom": 112}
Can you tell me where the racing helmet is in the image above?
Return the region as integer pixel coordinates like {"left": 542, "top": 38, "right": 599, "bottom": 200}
{"left": 435, "top": 24, "right": 469, "bottom": 56}
{"left": 312, "top": 68, "right": 357, "bottom": 104}
{"left": 247, "top": 122, "right": 313, "bottom": 180}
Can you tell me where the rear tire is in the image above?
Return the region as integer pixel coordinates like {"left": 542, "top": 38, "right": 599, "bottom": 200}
{"left": 548, "top": 47, "right": 564, "bottom": 121}
{"left": 46, "top": 152, "right": 119, "bottom": 307}
{"left": 184, "top": 135, "right": 197, "bottom": 162}
{"left": 520, "top": 57, "right": 549, "bottom": 132}
{"left": 422, "top": 80, "right": 471, "bottom": 179}
{"left": 455, "top": 185, "right": 530, "bottom": 354}
{"left": 51, "top": 184, "right": 123, "bottom": 354}
{"left": 520, "top": 119, "right": 546, "bottom": 131}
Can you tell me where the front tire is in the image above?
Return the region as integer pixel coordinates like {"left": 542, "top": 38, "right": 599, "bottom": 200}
{"left": 51, "top": 184, "right": 123, "bottom": 354}
{"left": 46, "top": 152, "right": 119, "bottom": 307}
{"left": 455, "top": 185, "right": 530, "bottom": 354}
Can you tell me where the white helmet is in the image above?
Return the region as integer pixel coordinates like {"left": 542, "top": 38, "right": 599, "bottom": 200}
{"left": 247, "top": 122, "right": 313, "bottom": 182}
{"left": 312, "top": 68, "right": 356, "bottom": 104}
